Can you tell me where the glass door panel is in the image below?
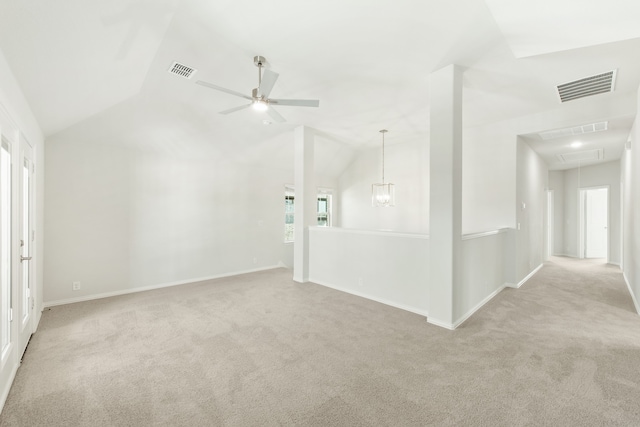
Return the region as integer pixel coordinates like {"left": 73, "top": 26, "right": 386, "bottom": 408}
{"left": 0, "top": 139, "right": 11, "bottom": 361}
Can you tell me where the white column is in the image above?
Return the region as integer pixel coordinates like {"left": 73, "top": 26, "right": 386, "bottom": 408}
{"left": 293, "top": 125, "right": 315, "bottom": 283}
{"left": 428, "top": 64, "right": 463, "bottom": 329}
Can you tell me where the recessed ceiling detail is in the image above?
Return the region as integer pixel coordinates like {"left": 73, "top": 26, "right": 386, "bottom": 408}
{"left": 556, "top": 148, "right": 603, "bottom": 164}
{"left": 539, "top": 121, "right": 608, "bottom": 140}
{"left": 557, "top": 70, "right": 616, "bottom": 103}
{"left": 168, "top": 62, "right": 197, "bottom": 79}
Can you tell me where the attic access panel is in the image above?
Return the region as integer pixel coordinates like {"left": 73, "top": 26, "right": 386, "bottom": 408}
{"left": 556, "top": 148, "right": 603, "bottom": 164}
{"left": 539, "top": 121, "right": 608, "bottom": 140}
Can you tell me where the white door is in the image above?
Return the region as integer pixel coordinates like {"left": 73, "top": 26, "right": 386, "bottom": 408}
{"left": 585, "top": 188, "right": 608, "bottom": 259}
{"left": 17, "top": 138, "right": 34, "bottom": 357}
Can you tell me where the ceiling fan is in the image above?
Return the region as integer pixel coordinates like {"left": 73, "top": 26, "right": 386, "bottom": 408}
{"left": 195, "top": 56, "right": 319, "bottom": 123}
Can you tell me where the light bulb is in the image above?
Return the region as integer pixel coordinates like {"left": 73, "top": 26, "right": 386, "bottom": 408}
{"left": 376, "top": 192, "right": 390, "bottom": 204}
{"left": 252, "top": 100, "right": 268, "bottom": 111}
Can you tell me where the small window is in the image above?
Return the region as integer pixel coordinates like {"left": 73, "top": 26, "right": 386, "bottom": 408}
{"left": 316, "top": 192, "right": 332, "bottom": 227}
{"left": 284, "top": 187, "right": 295, "bottom": 243}
{"left": 284, "top": 186, "right": 333, "bottom": 242}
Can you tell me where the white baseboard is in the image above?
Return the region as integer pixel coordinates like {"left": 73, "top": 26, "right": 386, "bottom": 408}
{"left": 449, "top": 263, "right": 543, "bottom": 329}
{"left": 505, "top": 263, "right": 543, "bottom": 289}
{"left": 426, "top": 317, "right": 455, "bottom": 330}
{"left": 0, "top": 361, "right": 19, "bottom": 415}
{"left": 623, "top": 272, "right": 640, "bottom": 315}
{"left": 453, "top": 284, "right": 507, "bottom": 329}
{"left": 307, "top": 277, "right": 429, "bottom": 318}
{"left": 44, "top": 265, "right": 283, "bottom": 308}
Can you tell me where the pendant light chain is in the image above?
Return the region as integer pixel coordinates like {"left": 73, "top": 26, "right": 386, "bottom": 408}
{"left": 380, "top": 129, "right": 388, "bottom": 184}
{"left": 382, "top": 131, "right": 385, "bottom": 184}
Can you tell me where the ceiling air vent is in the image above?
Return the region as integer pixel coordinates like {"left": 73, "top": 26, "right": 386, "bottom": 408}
{"left": 557, "top": 70, "right": 616, "bottom": 102}
{"left": 556, "top": 148, "right": 603, "bottom": 164}
{"left": 539, "top": 121, "right": 608, "bottom": 140}
{"left": 168, "top": 61, "right": 197, "bottom": 79}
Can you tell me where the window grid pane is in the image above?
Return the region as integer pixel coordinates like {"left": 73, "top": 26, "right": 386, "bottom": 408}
{"left": 284, "top": 188, "right": 332, "bottom": 242}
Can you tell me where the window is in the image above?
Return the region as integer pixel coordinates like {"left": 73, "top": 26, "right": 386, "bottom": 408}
{"left": 284, "top": 186, "right": 333, "bottom": 242}
{"left": 284, "top": 188, "right": 295, "bottom": 243}
{"left": 316, "top": 192, "right": 331, "bottom": 227}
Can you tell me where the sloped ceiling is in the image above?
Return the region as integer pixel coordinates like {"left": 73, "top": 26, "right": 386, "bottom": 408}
{"left": 1, "top": 0, "right": 639, "bottom": 172}
{"left": 0, "top": 0, "right": 180, "bottom": 136}
{"left": 484, "top": 0, "right": 640, "bottom": 58}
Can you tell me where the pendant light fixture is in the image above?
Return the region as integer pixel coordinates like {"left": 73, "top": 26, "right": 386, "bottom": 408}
{"left": 372, "top": 129, "right": 395, "bottom": 207}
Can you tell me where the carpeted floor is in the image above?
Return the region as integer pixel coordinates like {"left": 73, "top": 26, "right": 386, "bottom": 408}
{"left": 1, "top": 256, "right": 639, "bottom": 426}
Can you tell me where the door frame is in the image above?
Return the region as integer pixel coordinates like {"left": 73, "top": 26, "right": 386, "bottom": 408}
{"left": 16, "top": 135, "right": 35, "bottom": 358}
{"left": 578, "top": 185, "right": 609, "bottom": 262}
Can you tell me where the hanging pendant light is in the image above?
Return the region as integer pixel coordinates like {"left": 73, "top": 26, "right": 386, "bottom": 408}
{"left": 372, "top": 129, "right": 395, "bottom": 207}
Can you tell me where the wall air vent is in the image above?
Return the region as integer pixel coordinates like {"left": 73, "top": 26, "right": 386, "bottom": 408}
{"left": 539, "top": 121, "right": 608, "bottom": 140}
{"left": 557, "top": 70, "right": 616, "bottom": 102}
{"left": 556, "top": 148, "right": 603, "bottom": 164}
{"left": 168, "top": 61, "right": 197, "bottom": 79}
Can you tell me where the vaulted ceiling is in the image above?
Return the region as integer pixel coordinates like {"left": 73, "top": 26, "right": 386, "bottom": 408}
{"left": 1, "top": 0, "right": 639, "bottom": 171}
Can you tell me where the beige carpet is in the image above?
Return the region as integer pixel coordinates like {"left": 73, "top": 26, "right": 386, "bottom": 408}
{"left": 1, "top": 256, "right": 639, "bottom": 426}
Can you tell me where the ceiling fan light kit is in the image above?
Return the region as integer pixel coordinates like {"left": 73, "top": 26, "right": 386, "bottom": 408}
{"left": 195, "top": 55, "right": 319, "bottom": 123}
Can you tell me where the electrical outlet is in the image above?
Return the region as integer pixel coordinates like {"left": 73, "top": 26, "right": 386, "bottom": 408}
{"left": 72, "top": 281, "right": 81, "bottom": 291}
{"left": 358, "top": 277, "right": 363, "bottom": 287}
{"left": 253, "top": 257, "right": 257, "bottom": 264}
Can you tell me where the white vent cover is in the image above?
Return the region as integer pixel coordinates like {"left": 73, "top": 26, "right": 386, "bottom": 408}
{"left": 539, "top": 121, "right": 608, "bottom": 140}
{"left": 557, "top": 70, "right": 616, "bottom": 102}
{"left": 168, "top": 61, "right": 197, "bottom": 79}
{"left": 556, "top": 148, "right": 603, "bottom": 164}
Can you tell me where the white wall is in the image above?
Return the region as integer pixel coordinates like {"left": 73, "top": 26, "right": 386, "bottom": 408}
{"left": 557, "top": 161, "right": 621, "bottom": 264}
{"left": 308, "top": 227, "right": 429, "bottom": 315}
{"left": 44, "top": 97, "right": 346, "bottom": 304}
{"left": 548, "top": 171, "right": 564, "bottom": 256}
{"left": 308, "top": 226, "right": 517, "bottom": 329}
{"left": 456, "top": 230, "right": 513, "bottom": 323}
{"left": 338, "top": 139, "right": 429, "bottom": 233}
{"left": 462, "top": 124, "right": 517, "bottom": 234}
{"left": 337, "top": 123, "right": 517, "bottom": 236}
{"left": 621, "top": 87, "right": 640, "bottom": 314}
{"left": 0, "top": 47, "right": 45, "bottom": 411}
{"left": 45, "top": 97, "right": 344, "bottom": 304}
{"left": 515, "top": 139, "right": 547, "bottom": 280}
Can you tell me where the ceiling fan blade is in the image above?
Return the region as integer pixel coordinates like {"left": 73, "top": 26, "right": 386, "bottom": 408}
{"left": 260, "top": 69, "right": 279, "bottom": 98}
{"left": 196, "top": 80, "right": 253, "bottom": 101}
{"left": 266, "top": 106, "right": 286, "bottom": 123}
{"left": 219, "top": 104, "right": 252, "bottom": 115}
{"left": 269, "top": 98, "right": 320, "bottom": 107}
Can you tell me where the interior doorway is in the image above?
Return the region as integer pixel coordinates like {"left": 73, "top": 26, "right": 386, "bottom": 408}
{"left": 579, "top": 186, "right": 608, "bottom": 260}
